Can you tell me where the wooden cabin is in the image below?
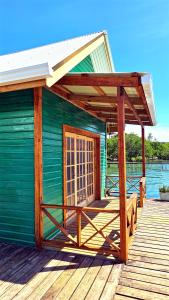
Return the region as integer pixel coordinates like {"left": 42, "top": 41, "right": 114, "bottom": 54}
{"left": 0, "top": 31, "right": 156, "bottom": 262}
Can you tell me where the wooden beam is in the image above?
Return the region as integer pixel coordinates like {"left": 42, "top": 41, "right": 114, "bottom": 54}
{"left": 123, "top": 89, "right": 143, "bottom": 126}
{"left": 117, "top": 86, "right": 128, "bottom": 262}
{"left": 70, "top": 94, "right": 118, "bottom": 103}
{"left": 57, "top": 74, "right": 140, "bottom": 87}
{"left": 107, "top": 125, "right": 118, "bottom": 133}
{"left": 141, "top": 126, "right": 146, "bottom": 177}
{"left": 106, "top": 119, "right": 141, "bottom": 125}
{"left": 86, "top": 106, "right": 146, "bottom": 114}
{"left": 34, "top": 87, "right": 43, "bottom": 248}
{"left": 0, "top": 79, "right": 46, "bottom": 93}
{"left": 68, "top": 94, "right": 143, "bottom": 105}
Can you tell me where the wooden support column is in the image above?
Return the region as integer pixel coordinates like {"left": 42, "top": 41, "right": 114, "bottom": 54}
{"left": 141, "top": 126, "right": 146, "bottom": 177}
{"left": 117, "top": 87, "right": 128, "bottom": 262}
{"left": 34, "top": 87, "right": 43, "bottom": 247}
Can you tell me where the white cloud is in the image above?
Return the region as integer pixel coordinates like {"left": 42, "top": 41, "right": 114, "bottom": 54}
{"left": 125, "top": 125, "right": 169, "bottom": 142}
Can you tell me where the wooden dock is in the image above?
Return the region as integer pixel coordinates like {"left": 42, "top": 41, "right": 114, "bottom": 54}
{"left": 114, "top": 198, "right": 169, "bottom": 300}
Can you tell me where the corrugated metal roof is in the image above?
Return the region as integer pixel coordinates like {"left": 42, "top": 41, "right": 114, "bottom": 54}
{"left": 0, "top": 31, "right": 113, "bottom": 86}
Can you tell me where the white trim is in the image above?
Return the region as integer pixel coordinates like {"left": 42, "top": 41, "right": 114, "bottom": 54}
{"left": 0, "top": 63, "right": 53, "bottom": 86}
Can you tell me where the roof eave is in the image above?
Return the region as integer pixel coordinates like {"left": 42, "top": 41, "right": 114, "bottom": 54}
{"left": 0, "top": 63, "right": 53, "bottom": 87}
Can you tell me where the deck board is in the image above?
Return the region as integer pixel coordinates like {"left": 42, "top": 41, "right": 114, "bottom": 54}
{"left": 114, "top": 198, "right": 169, "bottom": 300}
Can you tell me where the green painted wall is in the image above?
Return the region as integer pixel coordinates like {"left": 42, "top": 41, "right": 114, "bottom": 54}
{"left": 0, "top": 89, "right": 35, "bottom": 245}
{"left": 42, "top": 89, "right": 106, "bottom": 238}
{"left": 70, "top": 55, "right": 94, "bottom": 72}
{"left": 90, "top": 43, "right": 112, "bottom": 72}
{"left": 70, "top": 42, "right": 112, "bottom": 73}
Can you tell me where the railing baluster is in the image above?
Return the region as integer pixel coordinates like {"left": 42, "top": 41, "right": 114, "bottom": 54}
{"left": 77, "top": 209, "right": 81, "bottom": 247}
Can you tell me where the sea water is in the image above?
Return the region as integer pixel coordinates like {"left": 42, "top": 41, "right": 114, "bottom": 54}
{"left": 107, "top": 162, "right": 169, "bottom": 199}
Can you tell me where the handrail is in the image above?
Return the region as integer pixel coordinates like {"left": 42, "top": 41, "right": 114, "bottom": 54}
{"left": 126, "top": 192, "right": 137, "bottom": 238}
{"left": 126, "top": 192, "right": 137, "bottom": 211}
{"left": 107, "top": 175, "right": 142, "bottom": 179}
{"left": 106, "top": 175, "right": 146, "bottom": 207}
{"left": 41, "top": 203, "right": 119, "bottom": 214}
{"left": 41, "top": 202, "right": 120, "bottom": 256}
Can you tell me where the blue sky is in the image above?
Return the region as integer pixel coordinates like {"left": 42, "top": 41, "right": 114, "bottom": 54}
{"left": 1, "top": 0, "right": 169, "bottom": 141}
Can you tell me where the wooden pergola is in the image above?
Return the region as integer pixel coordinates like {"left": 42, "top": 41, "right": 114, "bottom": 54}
{"left": 46, "top": 72, "right": 156, "bottom": 262}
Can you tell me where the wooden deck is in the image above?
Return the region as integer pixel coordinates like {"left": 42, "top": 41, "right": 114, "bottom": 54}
{"left": 0, "top": 242, "right": 122, "bottom": 300}
{"left": 114, "top": 198, "right": 169, "bottom": 300}
{"left": 1, "top": 198, "right": 169, "bottom": 299}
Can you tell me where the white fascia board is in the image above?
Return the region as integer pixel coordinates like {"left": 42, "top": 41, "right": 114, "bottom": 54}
{"left": 0, "top": 63, "right": 53, "bottom": 86}
{"left": 141, "top": 73, "right": 157, "bottom": 126}
{"left": 104, "top": 31, "right": 115, "bottom": 72}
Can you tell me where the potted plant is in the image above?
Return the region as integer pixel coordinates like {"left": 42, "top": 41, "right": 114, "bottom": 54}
{"left": 159, "top": 185, "right": 169, "bottom": 201}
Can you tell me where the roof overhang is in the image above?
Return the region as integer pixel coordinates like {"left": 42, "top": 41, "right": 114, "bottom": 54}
{"left": 0, "top": 31, "right": 113, "bottom": 89}
{"left": 49, "top": 72, "right": 156, "bottom": 128}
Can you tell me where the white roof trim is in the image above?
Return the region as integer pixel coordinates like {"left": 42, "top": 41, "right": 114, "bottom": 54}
{"left": 0, "top": 63, "right": 53, "bottom": 86}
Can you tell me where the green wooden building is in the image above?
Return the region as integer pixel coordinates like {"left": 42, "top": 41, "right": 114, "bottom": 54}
{"left": 0, "top": 31, "right": 156, "bottom": 259}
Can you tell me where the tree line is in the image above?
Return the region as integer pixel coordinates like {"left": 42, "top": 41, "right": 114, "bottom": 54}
{"left": 107, "top": 133, "right": 169, "bottom": 162}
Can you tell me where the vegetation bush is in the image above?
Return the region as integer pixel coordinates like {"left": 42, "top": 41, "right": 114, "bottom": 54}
{"left": 107, "top": 133, "right": 169, "bottom": 161}
{"left": 159, "top": 185, "right": 169, "bottom": 193}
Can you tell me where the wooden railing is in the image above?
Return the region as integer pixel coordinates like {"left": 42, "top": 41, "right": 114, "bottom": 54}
{"left": 140, "top": 177, "right": 146, "bottom": 207}
{"left": 41, "top": 203, "right": 120, "bottom": 257}
{"left": 106, "top": 175, "right": 146, "bottom": 207}
{"left": 126, "top": 193, "right": 137, "bottom": 239}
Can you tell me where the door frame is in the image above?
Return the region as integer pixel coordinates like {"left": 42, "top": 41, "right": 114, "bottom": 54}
{"left": 63, "top": 124, "right": 101, "bottom": 212}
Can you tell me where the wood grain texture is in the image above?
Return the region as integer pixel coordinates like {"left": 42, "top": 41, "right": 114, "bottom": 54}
{"left": 117, "top": 87, "right": 128, "bottom": 262}
{"left": 114, "top": 198, "right": 169, "bottom": 300}
{"left": 34, "top": 87, "right": 43, "bottom": 247}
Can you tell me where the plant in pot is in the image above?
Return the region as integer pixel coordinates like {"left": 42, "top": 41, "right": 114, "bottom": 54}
{"left": 159, "top": 185, "right": 169, "bottom": 201}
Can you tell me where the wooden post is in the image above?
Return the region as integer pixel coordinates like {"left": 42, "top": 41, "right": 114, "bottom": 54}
{"left": 117, "top": 87, "right": 128, "bottom": 262}
{"left": 141, "top": 126, "right": 146, "bottom": 177}
{"left": 34, "top": 87, "right": 43, "bottom": 247}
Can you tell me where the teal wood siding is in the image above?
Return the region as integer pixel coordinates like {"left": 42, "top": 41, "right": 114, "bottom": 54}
{"left": 90, "top": 43, "right": 112, "bottom": 72}
{"left": 70, "top": 55, "right": 94, "bottom": 72}
{"left": 42, "top": 89, "right": 106, "bottom": 238}
{"left": 70, "top": 43, "right": 112, "bottom": 73}
{"left": 0, "top": 90, "right": 35, "bottom": 245}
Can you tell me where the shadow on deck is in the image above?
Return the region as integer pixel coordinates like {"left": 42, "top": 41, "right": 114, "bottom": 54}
{"left": 0, "top": 242, "right": 122, "bottom": 300}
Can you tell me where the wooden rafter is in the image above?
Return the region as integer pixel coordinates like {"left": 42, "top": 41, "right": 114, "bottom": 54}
{"left": 68, "top": 94, "right": 143, "bottom": 105}
{"left": 123, "top": 88, "right": 143, "bottom": 126}
{"left": 93, "top": 86, "right": 106, "bottom": 96}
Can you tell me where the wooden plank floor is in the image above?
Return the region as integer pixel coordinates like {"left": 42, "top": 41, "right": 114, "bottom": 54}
{"left": 51, "top": 198, "right": 121, "bottom": 257}
{"left": 114, "top": 198, "right": 169, "bottom": 300}
{"left": 1, "top": 199, "right": 169, "bottom": 299}
{"left": 0, "top": 242, "right": 122, "bottom": 300}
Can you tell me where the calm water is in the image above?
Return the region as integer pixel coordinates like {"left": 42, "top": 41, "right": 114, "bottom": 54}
{"left": 107, "top": 162, "right": 169, "bottom": 199}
